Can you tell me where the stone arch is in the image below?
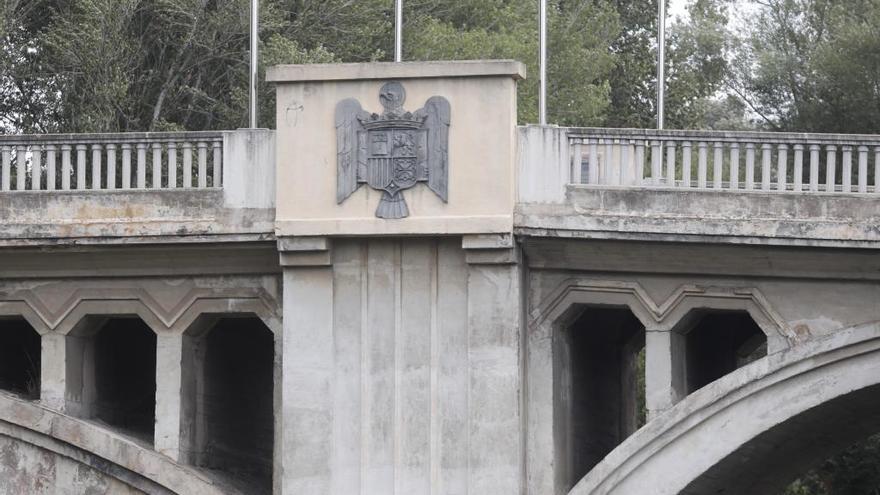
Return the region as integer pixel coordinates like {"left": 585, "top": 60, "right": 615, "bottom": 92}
{"left": 0, "top": 391, "right": 241, "bottom": 494}
{"left": 568, "top": 321, "right": 880, "bottom": 495}
{"left": 529, "top": 279, "right": 795, "bottom": 352}
{"left": 527, "top": 278, "right": 796, "bottom": 495}
{"left": 0, "top": 286, "right": 280, "bottom": 335}
{"left": 179, "top": 312, "right": 277, "bottom": 494}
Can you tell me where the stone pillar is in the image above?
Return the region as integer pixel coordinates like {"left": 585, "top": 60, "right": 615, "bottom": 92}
{"left": 278, "top": 237, "right": 334, "bottom": 495}
{"left": 40, "top": 332, "right": 66, "bottom": 411}
{"left": 154, "top": 331, "right": 184, "bottom": 460}
{"left": 645, "top": 328, "right": 687, "bottom": 419}
{"left": 462, "top": 234, "right": 523, "bottom": 495}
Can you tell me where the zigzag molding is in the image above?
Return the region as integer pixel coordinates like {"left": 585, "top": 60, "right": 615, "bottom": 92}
{"left": 530, "top": 278, "right": 797, "bottom": 350}
{"left": 0, "top": 286, "right": 281, "bottom": 335}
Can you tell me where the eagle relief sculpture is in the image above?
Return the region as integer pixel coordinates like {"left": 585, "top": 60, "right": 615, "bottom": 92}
{"left": 335, "top": 81, "right": 450, "bottom": 219}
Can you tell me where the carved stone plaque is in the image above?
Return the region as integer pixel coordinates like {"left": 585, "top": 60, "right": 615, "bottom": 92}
{"left": 336, "top": 81, "right": 450, "bottom": 219}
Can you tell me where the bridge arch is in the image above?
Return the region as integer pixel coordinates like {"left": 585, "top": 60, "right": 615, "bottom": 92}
{"left": 569, "top": 321, "right": 880, "bottom": 495}
{"left": 527, "top": 279, "right": 799, "bottom": 494}
{"left": 0, "top": 390, "right": 239, "bottom": 494}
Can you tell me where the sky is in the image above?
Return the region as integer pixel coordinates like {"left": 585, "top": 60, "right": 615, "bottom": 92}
{"left": 668, "top": 1, "right": 689, "bottom": 21}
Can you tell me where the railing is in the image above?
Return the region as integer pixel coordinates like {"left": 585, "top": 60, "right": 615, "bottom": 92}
{"left": 0, "top": 132, "right": 223, "bottom": 191}
{"left": 568, "top": 128, "right": 880, "bottom": 193}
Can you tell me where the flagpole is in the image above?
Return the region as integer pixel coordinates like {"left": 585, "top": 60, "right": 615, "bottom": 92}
{"left": 395, "top": 0, "right": 403, "bottom": 62}
{"left": 657, "top": 0, "right": 666, "bottom": 130}
{"left": 538, "top": 0, "right": 547, "bottom": 125}
{"left": 249, "top": 0, "right": 259, "bottom": 128}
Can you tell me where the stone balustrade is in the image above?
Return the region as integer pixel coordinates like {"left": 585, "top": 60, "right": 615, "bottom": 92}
{"left": 567, "top": 127, "right": 880, "bottom": 193}
{"left": 0, "top": 131, "right": 224, "bottom": 191}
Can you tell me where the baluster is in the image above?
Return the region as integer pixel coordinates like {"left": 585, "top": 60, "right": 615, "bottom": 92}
{"left": 650, "top": 141, "right": 662, "bottom": 185}
{"left": 858, "top": 146, "right": 868, "bottom": 193}
{"left": 1, "top": 145, "right": 11, "bottom": 191}
{"left": 587, "top": 139, "right": 599, "bottom": 184}
{"left": 793, "top": 144, "right": 804, "bottom": 192}
{"left": 13, "top": 147, "right": 25, "bottom": 191}
{"left": 31, "top": 145, "right": 42, "bottom": 190}
{"left": 620, "top": 141, "right": 631, "bottom": 185}
{"left": 571, "top": 140, "right": 582, "bottom": 184}
{"left": 198, "top": 142, "right": 208, "bottom": 188}
{"left": 183, "top": 142, "right": 193, "bottom": 188}
{"left": 604, "top": 139, "right": 615, "bottom": 185}
{"left": 106, "top": 144, "right": 117, "bottom": 190}
{"left": 569, "top": 139, "right": 581, "bottom": 184}
{"left": 167, "top": 142, "right": 178, "bottom": 189}
{"left": 875, "top": 147, "right": 880, "bottom": 194}
{"left": 713, "top": 142, "right": 723, "bottom": 189}
{"left": 91, "top": 144, "right": 102, "bottom": 190}
{"left": 16, "top": 146, "right": 26, "bottom": 190}
{"left": 697, "top": 142, "right": 708, "bottom": 188}
{"left": 745, "top": 143, "right": 756, "bottom": 190}
{"left": 136, "top": 143, "right": 147, "bottom": 188}
{"left": 634, "top": 140, "right": 645, "bottom": 184}
{"left": 761, "top": 143, "right": 772, "bottom": 191}
{"left": 776, "top": 144, "right": 788, "bottom": 192}
{"left": 682, "top": 141, "right": 692, "bottom": 187}
{"left": 76, "top": 144, "right": 87, "bottom": 189}
{"left": 665, "top": 141, "right": 676, "bottom": 187}
{"left": 825, "top": 145, "right": 837, "bottom": 192}
{"left": 122, "top": 144, "right": 133, "bottom": 189}
{"left": 152, "top": 142, "right": 163, "bottom": 188}
{"left": 841, "top": 145, "right": 852, "bottom": 193}
{"left": 729, "top": 143, "right": 740, "bottom": 190}
{"left": 809, "top": 144, "right": 820, "bottom": 192}
{"left": 45, "top": 145, "right": 56, "bottom": 191}
{"left": 61, "top": 144, "right": 72, "bottom": 190}
{"left": 212, "top": 141, "right": 222, "bottom": 187}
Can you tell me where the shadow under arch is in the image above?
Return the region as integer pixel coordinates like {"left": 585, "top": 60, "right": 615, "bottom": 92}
{"left": 568, "top": 321, "right": 880, "bottom": 495}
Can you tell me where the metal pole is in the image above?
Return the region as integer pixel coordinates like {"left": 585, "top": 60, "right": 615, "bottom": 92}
{"left": 395, "top": 0, "right": 403, "bottom": 62}
{"left": 249, "top": 0, "right": 259, "bottom": 128}
{"left": 657, "top": 0, "right": 666, "bottom": 130}
{"left": 538, "top": 0, "right": 547, "bottom": 125}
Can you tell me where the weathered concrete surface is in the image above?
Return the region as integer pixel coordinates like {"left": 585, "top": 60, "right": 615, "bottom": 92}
{"left": 569, "top": 322, "right": 880, "bottom": 495}
{"left": 517, "top": 186, "right": 880, "bottom": 249}
{"left": 0, "top": 189, "right": 274, "bottom": 245}
{"left": 523, "top": 236, "right": 880, "bottom": 494}
{"left": 0, "top": 433, "right": 147, "bottom": 495}
{"left": 0, "top": 391, "right": 241, "bottom": 494}
{"left": 271, "top": 61, "right": 522, "bottom": 236}
{"left": 280, "top": 237, "right": 523, "bottom": 495}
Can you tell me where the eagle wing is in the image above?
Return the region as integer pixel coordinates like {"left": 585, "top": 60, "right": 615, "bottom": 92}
{"left": 335, "top": 98, "right": 366, "bottom": 203}
{"left": 417, "top": 96, "right": 451, "bottom": 202}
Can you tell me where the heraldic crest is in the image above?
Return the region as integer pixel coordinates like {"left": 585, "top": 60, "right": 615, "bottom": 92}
{"left": 335, "top": 81, "right": 450, "bottom": 219}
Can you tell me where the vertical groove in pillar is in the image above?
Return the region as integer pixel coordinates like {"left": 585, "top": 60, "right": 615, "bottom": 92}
{"left": 359, "top": 241, "right": 369, "bottom": 495}
{"left": 437, "top": 239, "right": 470, "bottom": 494}
{"left": 429, "top": 240, "right": 440, "bottom": 494}
{"left": 394, "top": 241, "right": 402, "bottom": 494}
{"left": 332, "top": 241, "right": 364, "bottom": 494}
{"left": 364, "top": 240, "right": 396, "bottom": 493}
{"left": 397, "top": 240, "right": 433, "bottom": 495}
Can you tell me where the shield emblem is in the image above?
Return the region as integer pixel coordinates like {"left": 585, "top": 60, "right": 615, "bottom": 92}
{"left": 367, "top": 128, "right": 420, "bottom": 195}
{"left": 336, "top": 81, "right": 450, "bottom": 219}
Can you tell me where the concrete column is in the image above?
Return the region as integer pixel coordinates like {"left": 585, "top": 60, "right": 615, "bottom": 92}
{"left": 645, "top": 328, "right": 686, "bottom": 420}
{"left": 40, "top": 332, "right": 66, "bottom": 411}
{"left": 154, "top": 331, "right": 184, "bottom": 460}
{"left": 279, "top": 237, "right": 334, "bottom": 495}
{"left": 462, "top": 234, "right": 523, "bottom": 495}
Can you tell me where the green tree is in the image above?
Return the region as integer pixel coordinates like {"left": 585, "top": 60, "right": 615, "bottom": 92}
{"left": 0, "top": 0, "right": 736, "bottom": 132}
{"left": 733, "top": 0, "right": 880, "bottom": 133}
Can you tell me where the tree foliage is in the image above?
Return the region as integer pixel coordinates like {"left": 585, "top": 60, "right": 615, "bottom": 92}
{"left": 734, "top": 0, "right": 880, "bottom": 133}
{"left": 0, "top": 0, "right": 729, "bottom": 133}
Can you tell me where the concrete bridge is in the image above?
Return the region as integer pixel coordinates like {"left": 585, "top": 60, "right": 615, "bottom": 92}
{"left": 0, "top": 60, "right": 878, "bottom": 494}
